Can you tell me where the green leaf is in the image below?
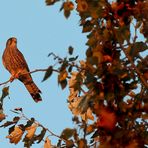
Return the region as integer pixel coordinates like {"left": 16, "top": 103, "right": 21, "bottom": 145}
{"left": 42, "top": 66, "right": 53, "bottom": 82}
{"left": 68, "top": 46, "right": 74, "bottom": 55}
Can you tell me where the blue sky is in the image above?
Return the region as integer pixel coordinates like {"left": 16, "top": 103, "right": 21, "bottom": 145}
{"left": 0, "top": 1, "right": 86, "bottom": 147}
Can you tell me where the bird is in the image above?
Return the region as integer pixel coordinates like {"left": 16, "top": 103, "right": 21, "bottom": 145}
{"left": 2, "top": 37, "right": 42, "bottom": 102}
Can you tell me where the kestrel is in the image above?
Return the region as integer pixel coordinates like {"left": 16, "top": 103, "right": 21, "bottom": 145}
{"left": 2, "top": 37, "right": 42, "bottom": 102}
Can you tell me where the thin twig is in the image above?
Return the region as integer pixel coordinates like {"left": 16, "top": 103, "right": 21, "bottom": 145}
{"left": 0, "top": 68, "right": 59, "bottom": 86}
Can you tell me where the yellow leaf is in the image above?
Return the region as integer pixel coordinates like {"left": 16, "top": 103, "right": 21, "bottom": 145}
{"left": 25, "top": 124, "right": 37, "bottom": 139}
{"left": 6, "top": 126, "right": 24, "bottom": 144}
{"left": 44, "top": 137, "right": 52, "bottom": 148}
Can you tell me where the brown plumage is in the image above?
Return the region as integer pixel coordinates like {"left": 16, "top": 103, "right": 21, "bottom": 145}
{"left": 2, "top": 37, "right": 42, "bottom": 102}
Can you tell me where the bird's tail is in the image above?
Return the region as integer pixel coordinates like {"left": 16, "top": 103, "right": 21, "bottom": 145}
{"left": 24, "top": 81, "right": 42, "bottom": 102}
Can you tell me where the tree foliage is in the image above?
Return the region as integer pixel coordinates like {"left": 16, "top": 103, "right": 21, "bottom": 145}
{"left": 0, "top": 0, "right": 148, "bottom": 147}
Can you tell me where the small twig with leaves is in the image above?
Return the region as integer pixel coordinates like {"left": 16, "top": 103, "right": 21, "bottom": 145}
{"left": 0, "top": 108, "right": 69, "bottom": 146}
{"left": 18, "top": 110, "right": 68, "bottom": 143}
{"left": 120, "top": 43, "right": 148, "bottom": 89}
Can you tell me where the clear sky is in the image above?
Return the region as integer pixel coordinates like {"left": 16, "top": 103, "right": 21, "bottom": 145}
{"left": 0, "top": 1, "right": 86, "bottom": 147}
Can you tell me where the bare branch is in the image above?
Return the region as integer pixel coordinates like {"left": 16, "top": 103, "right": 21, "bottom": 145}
{"left": 0, "top": 68, "right": 59, "bottom": 86}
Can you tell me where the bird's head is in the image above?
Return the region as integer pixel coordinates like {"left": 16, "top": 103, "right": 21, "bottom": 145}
{"left": 6, "top": 37, "right": 17, "bottom": 48}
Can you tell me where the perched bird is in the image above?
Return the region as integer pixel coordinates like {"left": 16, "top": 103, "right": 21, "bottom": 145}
{"left": 2, "top": 37, "right": 42, "bottom": 102}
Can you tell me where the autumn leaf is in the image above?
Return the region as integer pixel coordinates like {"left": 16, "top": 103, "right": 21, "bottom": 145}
{"left": 35, "top": 127, "right": 46, "bottom": 143}
{"left": 81, "top": 108, "right": 94, "bottom": 121}
{"left": 0, "top": 113, "right": 6, "bottom": 122}
{"left": 58, "top": 70, "right": 68, "bottom": 82}
{"left": 86, "top": 124, "right": 95, "bottom": 134}
{"left": 125, "top": 140, "right": 138, "bottom": 148}
{"left": 78, "top": 139, "right": 87, "bottom": 148}
{"left": 76, "top": 0, "right": 88, "bottom": 12}
{"left": 25, "top": 124, "right": 37, "bottom": 139}
{"left": 6, "top": 126, "right": 24, "bottom": 144}
{"left": 42, "top": 66, "right": 53, "bottom": 82}
{"left": 60, "top": 128, "right": 76, "bottom": 140}
{"left": 0, "top": 86, "right": 9, "bottom": 104}
{"left": 62, "top": 1, "right": 74, "bottom": 18}
{"left": 45, "top": 0, "right": 59, "bottom": 6}
{"left": 44, "top": 137, "right": 52, "bottom": 148}
{"left": 68, "top": 46, "right": 74, "bottom": 55}
{"left": 97, "top": 107, "right": 117, "bottom": 131}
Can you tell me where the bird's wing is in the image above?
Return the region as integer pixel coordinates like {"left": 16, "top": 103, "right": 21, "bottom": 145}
{"left": 14, "top": 48, "right": 30, "bottom": 72}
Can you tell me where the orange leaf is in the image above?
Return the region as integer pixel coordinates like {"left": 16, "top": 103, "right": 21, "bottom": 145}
{"left": 0, "top": 113, "right": 6, "bottom": 122}
{"left": 25, "top": 124, "right": 37, "bottom": 139}
{"left": 6, "top": 126, "right": 24, "bottom": 144}
{"left": 97, "top": 107, "right": 117, "bottom": 131}
{"left": 103, "top": 55, "right": 112, "bottom": 62}
{"left": 44, "top": 137, "right": 52, "bottom": 148}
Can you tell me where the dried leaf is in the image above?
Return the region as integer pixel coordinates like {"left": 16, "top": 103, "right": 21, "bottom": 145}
{"left": 6, "top": 126, "right": 24, "bottom": 144}
{"left": 81, "top": 108, "right": 94, "bottom": 121}
{"left": 0, "top": 86, "right": 9, "bottom": 103}
{"left": 42, "top": 66, "right": 53, "bottom": 82}
{"left": 45, "top": 0, "right": 59, "bottom": 6}
{"left": 58, "top": 70, "right": 68, "bottom": 82}
{"left": 130, "top": 42, "right": 148, "bottom": 58}
{"left": 86, "top": 124, "right": 94, "bottom": 134}
{"left": 8, "top": 125, "right": 15, "bottom": 134}
{"left": 97, "top": 107, "right": 117, "bottom": 131}
{"left": 35, "top": 128, "right": 46, "bottom": 143}
{"left": 25, "top": 118, "right": 35, "bottom": 128}
{"left": 44, "top": 137, "right": 52, "bottom": 148}
{"left": 78, "top": 139, "right": 87, "bottom": 148}
{"left": 0, "top": 113, "right": 6, "bottom": 122}
{"left": 60, "top": 128, "right": 75, "bottom": 140}
{"left": 68, "top": 46, "right": 74, "bottom": 55}
{"left": 0, "top": 121, "right": 15, "bottom": 128}
{"left": 13, "top": 116, "right": 20, "bottom": 123}
{"left": 59, "top": 79, "right": 67, "bottom": 90}
{"left": 66, "top": 139, "right": 74, "bottom": 147}
{"left": 69, "top": 56, "right": 78, "bottom": 62}
{"left": 25, "top": 124, "right": 37, "bottom": 139}
{"left": 14, "top": 108, "right": 23, "bottom": 112}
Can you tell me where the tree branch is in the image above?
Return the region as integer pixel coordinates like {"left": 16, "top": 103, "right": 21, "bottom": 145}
{"left": 11, "top": 109, "right": 68, "bottom": 143}
{"left": 0, "top": 68, "right": 59, "bottom": 86}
